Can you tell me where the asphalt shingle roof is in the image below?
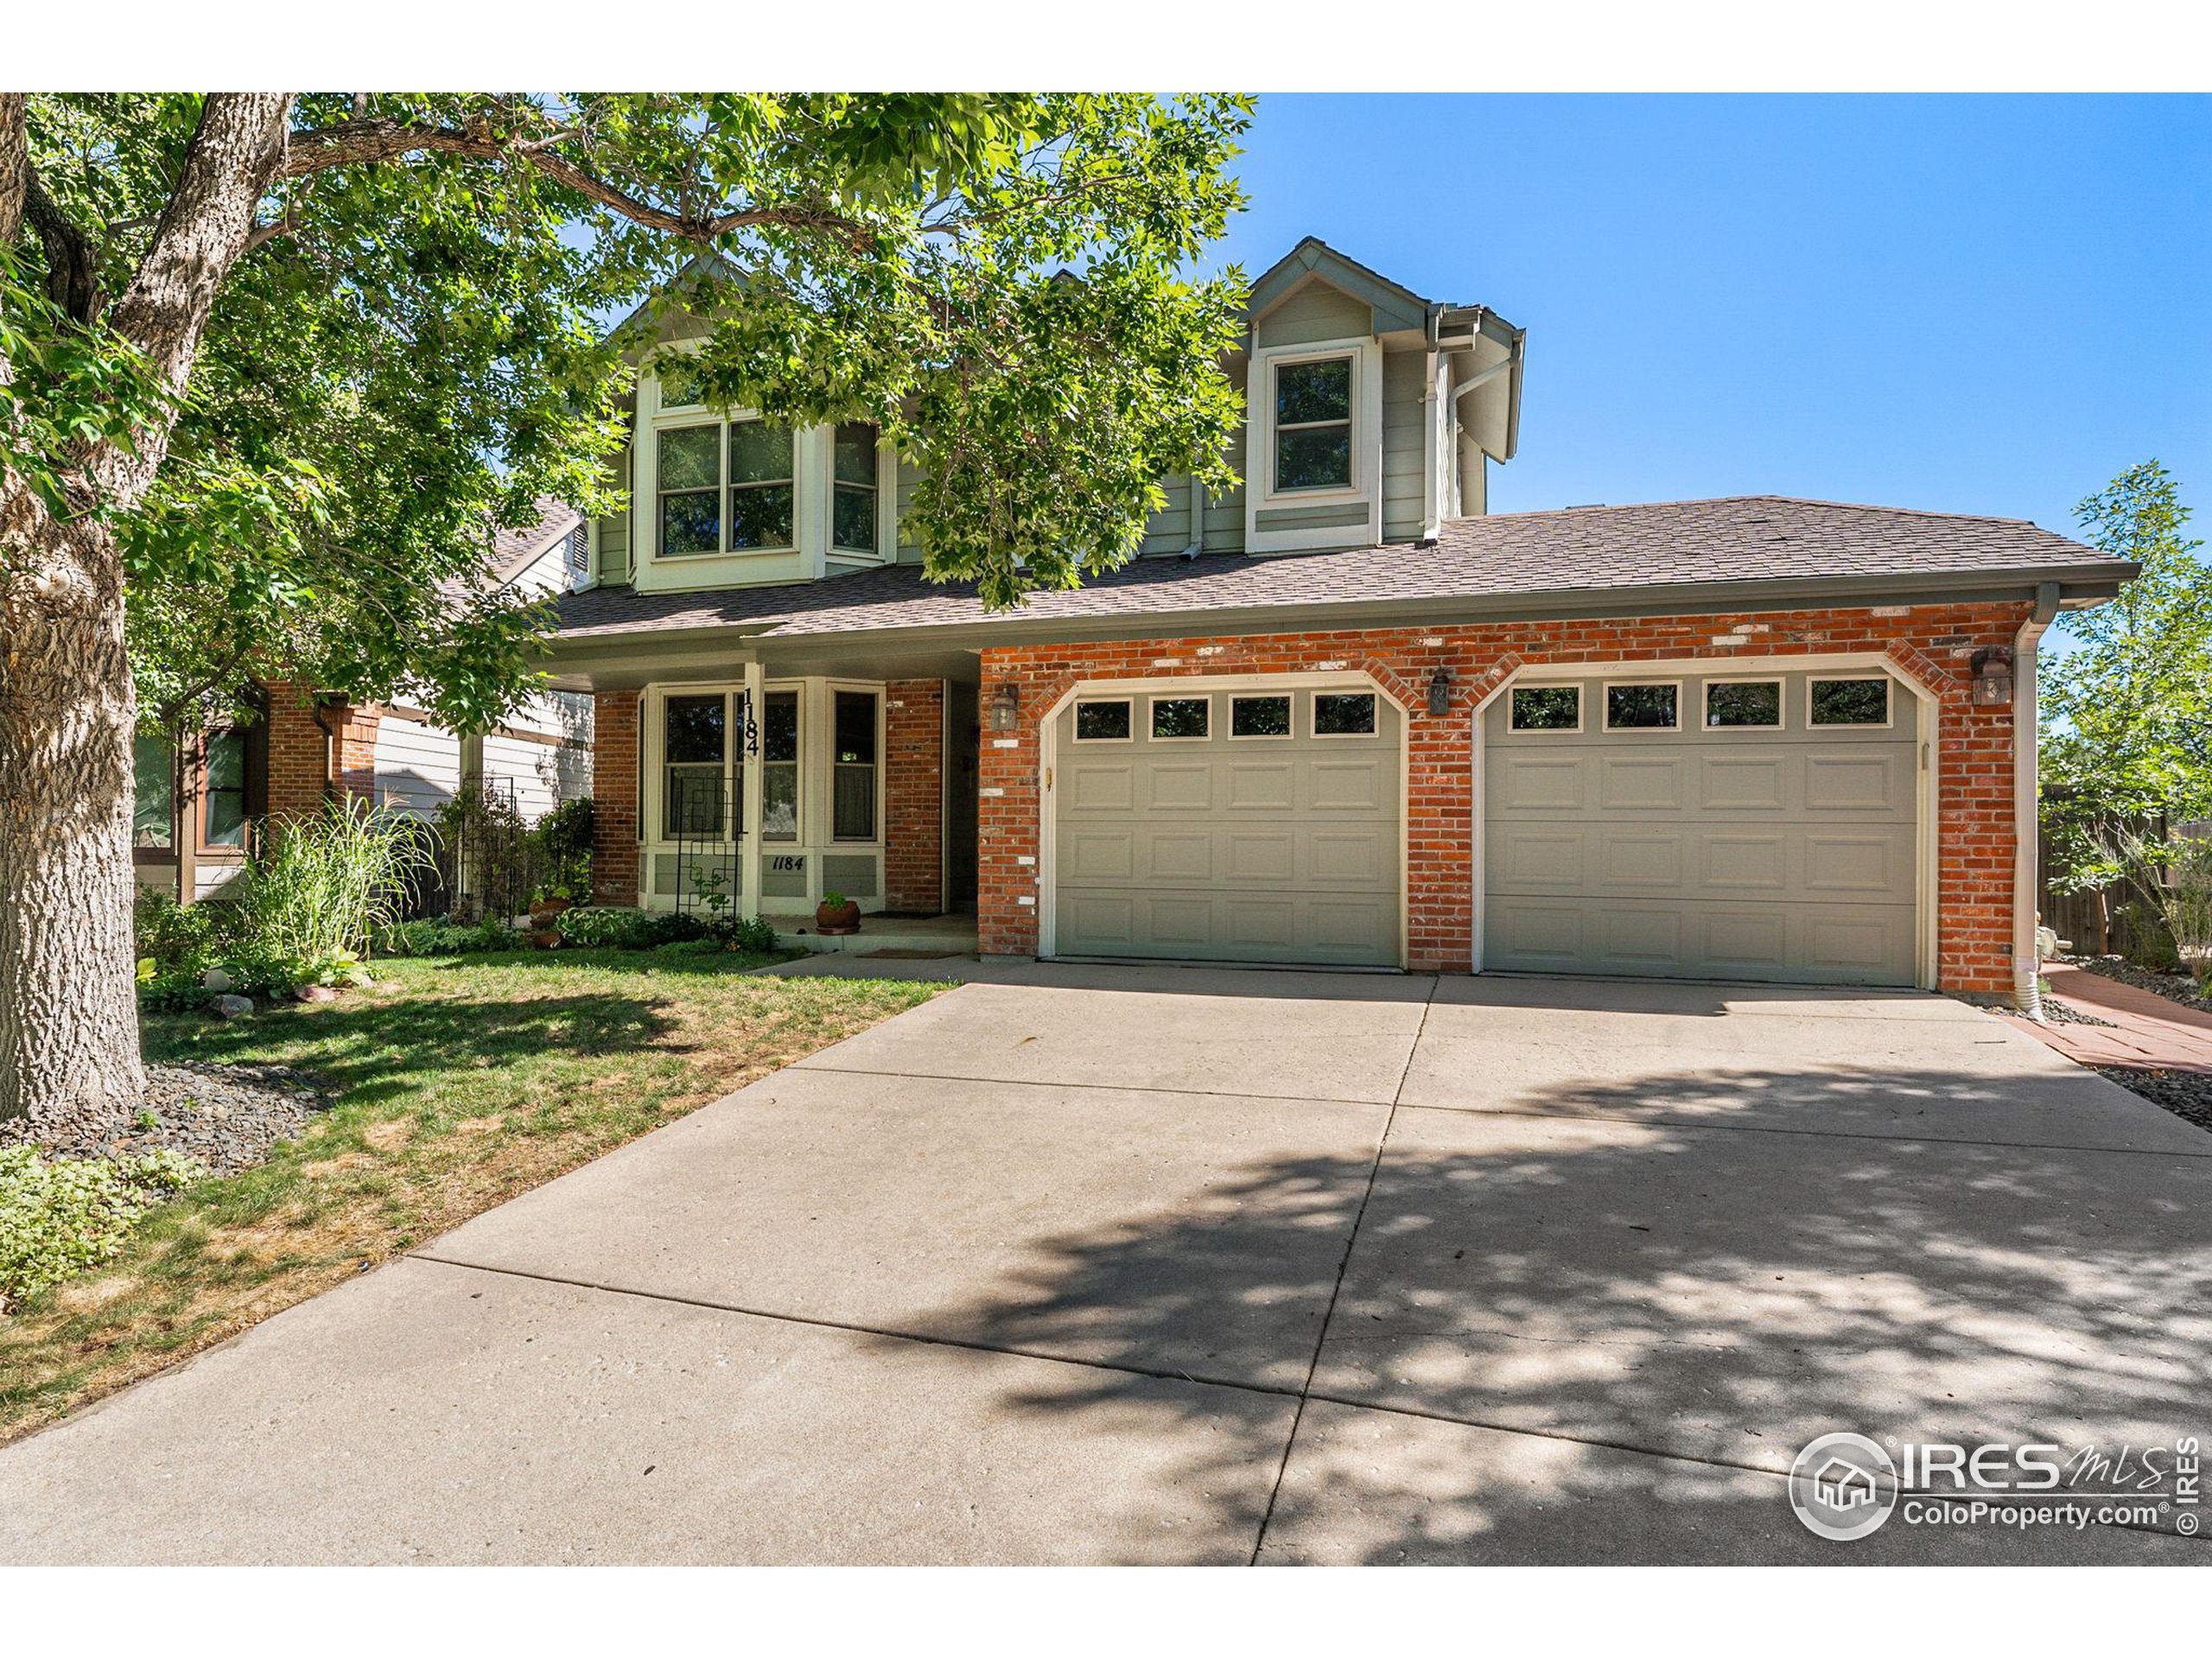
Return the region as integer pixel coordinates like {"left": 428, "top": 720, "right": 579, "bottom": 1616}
{"left": 550, "top": 495, "right": 2123, "bottom": 645}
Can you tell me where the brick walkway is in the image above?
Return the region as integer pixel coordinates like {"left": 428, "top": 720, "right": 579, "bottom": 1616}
{"left": 2005, "top": 961, "right": 2212, "bottom": 1075}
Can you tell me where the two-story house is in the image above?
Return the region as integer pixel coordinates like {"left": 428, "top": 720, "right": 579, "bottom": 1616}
{"left": 544, "top": 238, "right": 2133, "bottom": 1004}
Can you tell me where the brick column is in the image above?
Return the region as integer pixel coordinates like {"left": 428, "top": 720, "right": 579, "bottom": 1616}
{"left": 884, "top": 679, "right": 946, "bottom": 913}
{"left": 591, "top": 689, "right": 640, "bottom": 906}
{"left": 332, "top": 707, "right": 381, "bottom": 804}
{"left": 263, "top": 686, "right": 330, "bottom": 821}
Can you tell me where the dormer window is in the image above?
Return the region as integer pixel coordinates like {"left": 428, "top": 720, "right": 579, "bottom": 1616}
{"left": 1274, "top": 358, "right": 1354, "bottom": 492}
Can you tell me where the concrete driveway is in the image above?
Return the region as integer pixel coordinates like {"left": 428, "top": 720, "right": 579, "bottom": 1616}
{"left": 3, "top": 965, "right": 2209, "bottom": 1564}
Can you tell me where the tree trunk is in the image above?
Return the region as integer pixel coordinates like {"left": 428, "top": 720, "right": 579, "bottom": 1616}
{"left": 0, "top": 505, "right": 144, "bottom": 1125}
{"left": 0, "top": 93, "right": 294, "bottom": 1125}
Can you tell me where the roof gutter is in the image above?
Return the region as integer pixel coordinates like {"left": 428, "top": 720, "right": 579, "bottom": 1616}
{"left": 546, "top": 561, "right": 2133, "bottom": 667}
{"left": 2012, "top": 580, "right": 2062, "bottom": 1018}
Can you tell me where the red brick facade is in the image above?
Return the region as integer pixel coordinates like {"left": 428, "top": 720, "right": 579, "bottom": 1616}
{"left": 590, "top": 689, "right": 641, "bottom": 906}
{"left": 884, "top": 679, "right": 946, "bottom": 913}
{"left": 975, "top": 602, "right": 2029, "bottom": 994}
{"left": 263, "top": 687, "right": 329, "bottom": 820}
{"left": 263, "top": 687, "right": 385, "bottom": 820}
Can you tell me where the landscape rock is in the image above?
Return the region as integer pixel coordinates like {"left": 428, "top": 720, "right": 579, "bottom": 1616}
{"left": 200, "top": 968, "right": 233, "bottom": 993}
{"left": 295, "top": 984, "right": 340, "bottom": 1003}
{"left": 0, "top": 1061, "right": 334, "bottom": 1174}
{"left": 210, "top": 994, "right": 255, "bottom": 1020}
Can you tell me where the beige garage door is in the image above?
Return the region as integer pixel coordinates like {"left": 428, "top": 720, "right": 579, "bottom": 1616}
{"left": 1051, "top": 684, "right": 1402, "bottom": 966}
{"left": 1483, "top": 668, "right": 1921, "bottom": 985}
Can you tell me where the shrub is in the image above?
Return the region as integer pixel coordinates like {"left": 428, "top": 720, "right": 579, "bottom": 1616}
{"left": 228, "top": 800, "right": 434, "bottom": 973}
{"left": 531, "top": 798, "right": 594, "bottom": 905}
{"left": 715, "top": 915, "right": 780, "bottom": 956}
{"left": 555, "top": 906, "right": 705, "bottom": 950}
{"left": 0, "top": 1146, "right": 204, "bottom": 1312}
{"left": 374, "top": 916, "right": 522, "bottom": 958}
{"left": 133, "top": 887, "right": 223, "bottom": 975}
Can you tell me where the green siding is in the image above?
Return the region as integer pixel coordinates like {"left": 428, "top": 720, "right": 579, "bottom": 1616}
{"left": 1254, "top": 503, "right": 1369, "bottom": 532}
{"left": 1254, "top": 279, "right": 1370, "bottom": 349}
{"left": 1380, "top": 346, "right": 1428, "bottom": 543}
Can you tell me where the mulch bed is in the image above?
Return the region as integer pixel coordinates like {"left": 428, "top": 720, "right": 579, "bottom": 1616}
{"left": 0, "top": 1062, "right": 334, "bottom": 1175}
{"left": 2092, "top": 1065, "right": 2212, "bottom": 1137}
{"left": 2063, "top": 955, "right": 2212, "bottom": 1015}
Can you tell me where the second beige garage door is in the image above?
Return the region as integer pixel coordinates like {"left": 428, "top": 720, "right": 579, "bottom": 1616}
{"left": 1050, "top": 684, "right": 1402, "bottom": 967}
{"left": 1482, "top": 667, "right": 1922, "bottom": 986}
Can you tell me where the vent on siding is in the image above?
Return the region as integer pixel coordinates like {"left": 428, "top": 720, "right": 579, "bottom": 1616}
{"left": 565, "top": 524, "right": 588, "bottom": 586}
{"left": 821, "top": 854, "right": 879, "bottom": 899}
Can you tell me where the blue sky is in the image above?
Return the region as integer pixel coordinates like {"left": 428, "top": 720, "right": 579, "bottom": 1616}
{"left": 1211, "top": 95, "right": 2209, "bottom": 565}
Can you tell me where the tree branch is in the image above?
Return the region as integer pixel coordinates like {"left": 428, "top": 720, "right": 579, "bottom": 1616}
{"left": 277, "top": 116, "right": 875, "bottom": 251}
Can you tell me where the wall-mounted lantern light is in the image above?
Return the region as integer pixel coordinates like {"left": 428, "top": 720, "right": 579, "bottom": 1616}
{"left": 1970, "top": 647, "right": 2014, "bottom": 709}
{"left": 1427, "top": 664, "right": 1455, "bottom": 718}
{"left": 988, "top": 682, "right": 1020, "bottom": 734}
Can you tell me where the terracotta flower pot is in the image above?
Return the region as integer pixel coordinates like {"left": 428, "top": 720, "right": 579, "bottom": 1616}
{"left": 814, "top": 899, "right": 861, "bottom": 936}
{"left": 529, "top": 896, "right": 573, "bottom": 927}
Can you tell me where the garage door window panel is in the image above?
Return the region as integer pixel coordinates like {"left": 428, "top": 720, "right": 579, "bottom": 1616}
{"left": 1510, "top": 684, "right": 1581, "bottom": 733}
{"left": 1704, "top": 679, "right": 1783, "bottom": 730}
{"left": 1230, "top": 695, "right": 1293, "bottom": 740}
{"left": 1073, "top": 700, "right": 1134, "bottom": 743}
{"left": 1604, "top": 682, "right": 1681, "bottom": 732}
{"left": 1313, "top": 692, "right": 1377, "bottom": 737}
{"left": 1809, "top": 677, "right": 1892, "bottom": 728}
{"left": 1149, "top": 696, "right": 1210, "bottom": 741}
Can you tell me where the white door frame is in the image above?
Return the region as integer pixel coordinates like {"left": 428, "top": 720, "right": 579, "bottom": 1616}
{"left": 1470, "top": 652, "right": 1942, "bottom": 988}
{"left": 1035, "top": 670, "right": 1412, "bottom": 966}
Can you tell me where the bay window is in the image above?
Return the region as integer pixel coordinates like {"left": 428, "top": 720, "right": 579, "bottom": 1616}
{"left": 728, "top": 420, "right": 795, "bottom": 549}
{"left": 657, "top": 426, "right": 722, "bottom": 556}
{"left": 832, "top": 423, "right": 880, "bottom": 554}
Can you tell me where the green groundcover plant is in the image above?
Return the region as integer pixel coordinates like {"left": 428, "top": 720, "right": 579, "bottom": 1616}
{"left": 0, "top": 1147, "right": 203, "bottom": 1312}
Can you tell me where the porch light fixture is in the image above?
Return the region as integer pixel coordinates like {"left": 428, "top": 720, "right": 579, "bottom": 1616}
{"left": 988, "top": 682, "right": 1020, "bottom": 734}
{"left": 1970, "top": 647, "right": 2013, "bottom": 709}
{"left": 1426, "top": 664, "right": 1455, "bottom": 718}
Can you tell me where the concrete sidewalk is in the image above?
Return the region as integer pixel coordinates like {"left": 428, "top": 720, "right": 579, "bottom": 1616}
{"left": 2, "top": 965, "right": 2206, "bottom": 1564}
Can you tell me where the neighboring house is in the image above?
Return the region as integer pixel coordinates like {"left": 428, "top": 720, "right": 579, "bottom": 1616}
{"left": 545, "top": 236, "right": 2133, "bottom": 1004}
{"left": 134, "top": 499, "right": 595, "bottom": 903}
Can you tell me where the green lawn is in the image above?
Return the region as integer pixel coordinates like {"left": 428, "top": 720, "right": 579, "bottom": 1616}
{"left": 0, "top": 950, "right": 944, "bottom": 1446}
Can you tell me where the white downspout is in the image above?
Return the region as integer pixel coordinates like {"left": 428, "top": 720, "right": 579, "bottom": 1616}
{"left": 2012, "top": 582, "right": 2061, "bottom": 1016}
{"left": 1179, "top": 472, "right": 1205, "bottom": 560}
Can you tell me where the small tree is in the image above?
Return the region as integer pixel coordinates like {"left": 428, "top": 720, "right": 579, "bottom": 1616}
{"left": 2040, "top": 461, "right": 2212, "bottom": 939}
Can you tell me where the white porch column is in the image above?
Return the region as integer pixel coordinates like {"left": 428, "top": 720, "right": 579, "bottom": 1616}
{"left": 740, "top": 657, "right": 766, "bottom": 919}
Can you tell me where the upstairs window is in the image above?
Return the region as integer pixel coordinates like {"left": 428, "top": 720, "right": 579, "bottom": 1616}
{"left": 832, "top": 423, "right": 880, "bottom": 554}
{"left": 728, "top": 420, "right": 795, "bottom": 550}
{"left": 1274, "top": 357, "right": 1354, "bottom": 492}
{"left": 658, "top": 426, "right": 721, "bottom": 556}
